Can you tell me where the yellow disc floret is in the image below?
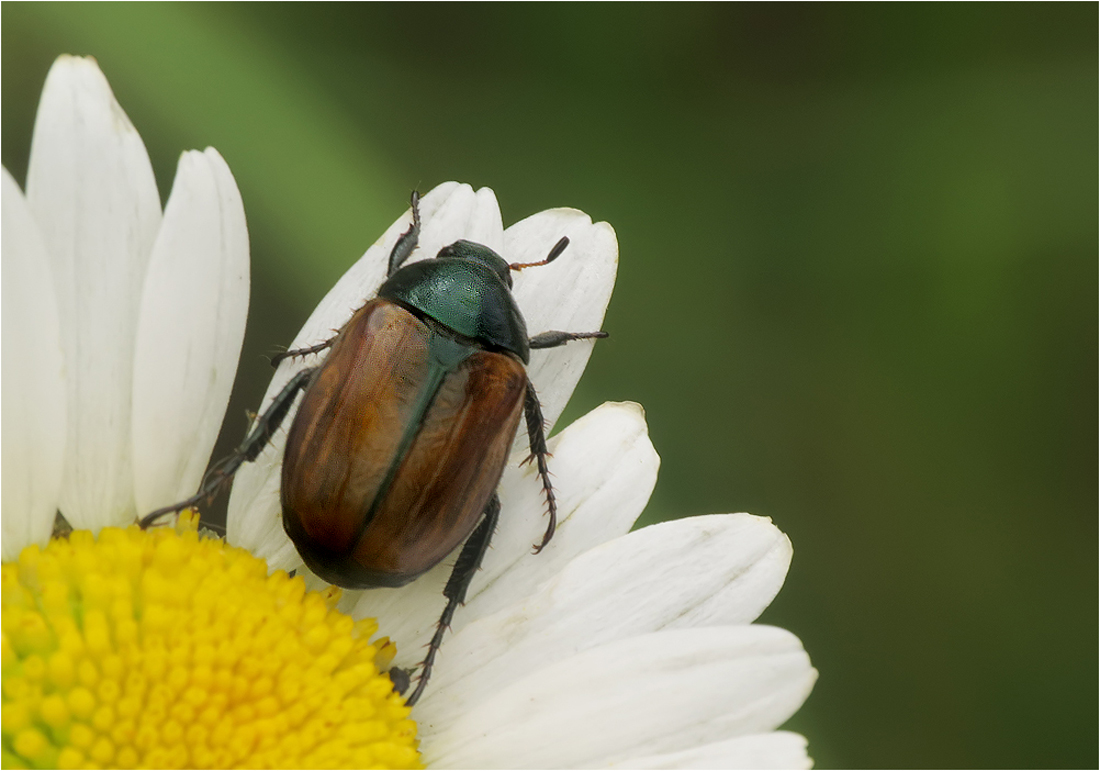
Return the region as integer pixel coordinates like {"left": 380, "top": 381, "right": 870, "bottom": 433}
{"left": 1, "top": 512, "right": 420, "bottom": 769}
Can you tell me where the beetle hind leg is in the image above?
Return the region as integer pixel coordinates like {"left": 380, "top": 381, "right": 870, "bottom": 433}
{"left": 405, "top": 493, "right": 501, "bottom": 707}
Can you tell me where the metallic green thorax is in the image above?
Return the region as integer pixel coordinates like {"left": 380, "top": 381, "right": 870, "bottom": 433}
{"left": 378, "top": 240, "right": 531, "bottom": 362}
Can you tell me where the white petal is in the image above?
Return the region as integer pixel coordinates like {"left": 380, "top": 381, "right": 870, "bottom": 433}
{"left": 424, "top": 625, "right": 817, "bottom": 769}
{"left": 604, "top": 731, "right": 812, "bottom": 770}
{"left": 506, "top": 208, "right": 617, "bottom": 440}
{"left": 226, "top": 182, "right": 504, "bottom": 561}
{"left": 345, "top": 401, "right": 656, "bottom": 666}
{"left": 25, "top": 56, "right": 161, "bottom": 530}
{"left": 131, "top": 149, "right": 249, "bottom": 513}
{"left": 1, "top": 168, "right": 66, "bottom": 559}
{"left": 459, "top": 186, "right": 507, "bottom": 252}
{"left": 413, "top": 513, "right": 790, "bottom": 725}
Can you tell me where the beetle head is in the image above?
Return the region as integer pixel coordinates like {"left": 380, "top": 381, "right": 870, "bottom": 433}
{"left": 436, "top": 240, "right": 514, "bottom": 289}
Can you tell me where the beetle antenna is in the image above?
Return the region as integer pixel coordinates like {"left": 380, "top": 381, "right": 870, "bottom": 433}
{"left": 510, "top": 236, "right": 569, "bottom": 271}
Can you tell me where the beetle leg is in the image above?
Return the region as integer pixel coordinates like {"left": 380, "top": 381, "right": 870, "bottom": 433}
{"left": 138, "top": 367, "right": 318, "bottom": 529}
{"left": 387, "top": 190, "right": 422, "bottom": 276}
{"left": 405, "top": 493, "right": 501, "bottom": 707}
{"left": 521, "top": 331, "right": 608, "bottom": 549}
{"left": 522, "top": 381, "right": 557, "bottom": 553}
{"left": 528, "top": 329, "right": 609, "bottom": 349}
{"left": 270, "top": 337, "right": 336, "bottom": 368}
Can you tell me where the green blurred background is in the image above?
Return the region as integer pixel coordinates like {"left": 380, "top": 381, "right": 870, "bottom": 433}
{"left": 3, "top": 4, "right": 1095, "bottom": 767}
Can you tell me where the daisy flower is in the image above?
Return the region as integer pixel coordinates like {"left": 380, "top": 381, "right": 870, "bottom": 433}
{"left": 3, "top": 55, "right": 817, "bottom": 770}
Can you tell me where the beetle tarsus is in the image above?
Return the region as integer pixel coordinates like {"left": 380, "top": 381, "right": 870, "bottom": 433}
{"left": 139, "top": 451, "right": 242, "bottom": 529}
{"left": 406, "top": 493, "right": 501, "bottom": 707}
{"left": 522, "top": 382, "right": 557, "bottom": 553}
{"left": 528, "top": 329, "right": 609, "bottom": 350}
{"left": 270, "top": 337, "right": 337, "bottom": 367}
{"left": 139, "top": 497, "right": 200, "bottom": 530}
{"left": 388, "top": 190, "right": 422, "bottom": 276}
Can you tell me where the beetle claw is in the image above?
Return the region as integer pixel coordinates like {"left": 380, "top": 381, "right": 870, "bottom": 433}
{"left": 532, "top": 519, "right": 555, "bottom": 554}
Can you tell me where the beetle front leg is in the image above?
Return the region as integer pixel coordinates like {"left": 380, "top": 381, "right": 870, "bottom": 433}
{"left": 387, "top": 190, "right": 422, "bottom": 276}
{"left": 139, "top": 367, "right": 317, "bottom": 529}
{"left": 529, "top": 329, "right": 608, "bottom": 350}
{"left": 523, "top": 381, "right": 557, "bottom": 553}
{"left": 404, "top": 493, "right": 501, "bottom": 707}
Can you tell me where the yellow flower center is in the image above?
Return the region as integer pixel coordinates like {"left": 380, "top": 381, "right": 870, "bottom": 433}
{"left": 1, "top": 512, "right": 421, "bottom": 769}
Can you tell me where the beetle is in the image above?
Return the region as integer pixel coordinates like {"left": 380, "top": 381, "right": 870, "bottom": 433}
{"left": 141, "top": 191, "right": 607, "bottom": 705}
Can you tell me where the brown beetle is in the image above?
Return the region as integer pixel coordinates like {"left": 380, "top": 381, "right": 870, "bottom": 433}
{"left": 143, "top": 192, "right": 607, "bottom": 704}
